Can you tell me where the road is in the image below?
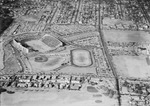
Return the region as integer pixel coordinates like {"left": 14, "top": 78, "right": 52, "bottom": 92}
{"left": 48, "top": 1, "right": 59, "bottom": 24}
{"left": 74, "top": 0, "right": 82, "bottom": 23}
{"left": 98, "top": 1, "right": 121, "bottom": 106}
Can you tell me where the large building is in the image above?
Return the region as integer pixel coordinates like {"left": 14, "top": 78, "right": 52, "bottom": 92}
{"left": 12, "top": 39, "right": 29, "bottom": 54}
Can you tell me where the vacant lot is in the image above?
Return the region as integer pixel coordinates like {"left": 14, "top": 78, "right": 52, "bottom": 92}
{"left": 103, "top": 18, "right": 133, "bottom": 26}
{"left": 103, "top": 30, "right": 150, "bottom": 78}
{"left": 103, "top": 30, "right": 150, "bottom": 42}
{"left": 113, "top": 56, "right": 150, "bottom": 78}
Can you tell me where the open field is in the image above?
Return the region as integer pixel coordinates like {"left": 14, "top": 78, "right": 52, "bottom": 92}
{"left": 103, "top": 30, "right": 150, "bottom": 42}
{"left": 113, "top": 55, "right": 150, "bottom": 78}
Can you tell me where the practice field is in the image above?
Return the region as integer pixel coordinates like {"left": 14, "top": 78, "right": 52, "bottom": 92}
{"left": 71, "top": 49, "right": 92, "bottom": 67}
{"left": 113, "top": 56, "right": 150, "bottom": 78}
{"left": 103, "top": 30, "right": 150, "bottom": 42}
{"left": 28, "top": 54, "right": 69, "bottom": 72}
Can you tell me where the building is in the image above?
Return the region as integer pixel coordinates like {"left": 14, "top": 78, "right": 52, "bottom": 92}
{"left": 90, "top": 77, "right": 100, "bottom": 84}
{"left": 17, "top": 82, "right": 27, "bottom": 88}
{"left": 12, "top": 39, "right": 29, "bottom": 54}
{"left": 70, "top": 83, "right": 82, "bottom": 90}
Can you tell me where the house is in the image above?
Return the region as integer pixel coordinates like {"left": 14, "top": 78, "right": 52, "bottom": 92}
{"left": 71, "top": 80, "right": 80, "bottom": 84}
{"left": 59, "top": 83, "right": 66, "bottom": 89}
{"left": 17, "top": 82, "right": 27, "bottom": 88}
{"left": 51, "top": 75, "right": 56, "bottom": 83}
{"left": 121, "top": 86, "right": 128, "bottom": 93}
{"left": 71, "top": 76, "right": 81, "bottom": 84}
{"left": 19, "top": 79, "right": 30, "bottom": 83}
{"left": 70, "top": 83, "right": 82, "bottom": 90}
{"left": 34, "top": 82, "right": 39, "bottom": 88}
{"left": 38, "top": 75, "right": 45, "bottom": 80}
{"left": 56, "top": 78, "right": 70, "bottom": 84}
{"left": 0, "top": 76, "right": 9, "bottom": 81}
{"left": 44, "top": 81, "right": 50, "bottom": 88}
{"left": 116, "top": 24, "right": 123, "bottom": 30}
{"left": 32, "top": 75, "right": 38, "bottom": 80}
{"left": 90, "top": 77, "right": 100, "bottom": 84}
{"left": 43, "top": 75, "right": 51, "bottom": 80}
